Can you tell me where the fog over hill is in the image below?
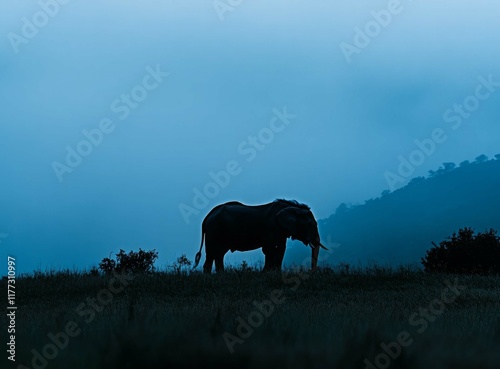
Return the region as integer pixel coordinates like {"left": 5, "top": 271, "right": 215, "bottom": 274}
{"left": 287, "top": 155, "right": 500, "bottom": 267}
{"left": 2, "top": 1, "right": 500, "bottom": 274}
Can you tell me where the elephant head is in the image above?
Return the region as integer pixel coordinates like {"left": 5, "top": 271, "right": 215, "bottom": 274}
{"left": 276, "top": 206, "right": 328, "bottom": 270}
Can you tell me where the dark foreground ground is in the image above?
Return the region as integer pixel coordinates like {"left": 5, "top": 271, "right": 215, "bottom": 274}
{"left": 3, "top": 265, "right": 500, "bottom": 369}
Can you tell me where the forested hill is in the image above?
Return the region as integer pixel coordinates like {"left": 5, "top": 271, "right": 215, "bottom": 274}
{"left": 313, "top": 155, "right": 500, "bottom": 266}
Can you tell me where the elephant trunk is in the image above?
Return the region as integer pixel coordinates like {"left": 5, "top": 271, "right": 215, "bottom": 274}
{"left": 311, "top": 244, "right": 320, "bottom": 271}
{"left": 310, "top": 239, "right": 328, "bottom": 271}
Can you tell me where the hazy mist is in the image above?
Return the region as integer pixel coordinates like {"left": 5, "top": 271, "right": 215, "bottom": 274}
{"left": 1, "top": 0, "right": 500, "bottom": 273}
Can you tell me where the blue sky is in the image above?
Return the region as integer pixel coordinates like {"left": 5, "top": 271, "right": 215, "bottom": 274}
{"left": 1, "top": 0, "right": 500, "bottom": 273}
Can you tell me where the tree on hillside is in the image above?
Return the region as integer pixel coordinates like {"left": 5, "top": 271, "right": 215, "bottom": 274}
{"left": 428, "top": 162, "right": 456, "bottom": 177}
{"left": 459, "top": 160, "right": 470, "bottom": 167}
{"left": 421, "top": 228, "right": 500, "bottom": 275}
{"left": 442, "top": 162, "right": 456, "bottom": 172}
{"left": 495, "top": 154, "right": 500, "bottom": 160}
{"left": 407, "top": 176, "right": 425, "bottom": 186}
{"left": 434, "top": 162, "right": 456, "bottom": 176}
{"left": 335, "top": 203, "right": 351, "bottom": 215}
{"left": 475, "top": 154, "right": 488, "bottom": 163}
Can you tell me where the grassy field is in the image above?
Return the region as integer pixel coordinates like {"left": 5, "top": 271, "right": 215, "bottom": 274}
{"left": 4, "top": 265, "right": 500, "bottom": 369}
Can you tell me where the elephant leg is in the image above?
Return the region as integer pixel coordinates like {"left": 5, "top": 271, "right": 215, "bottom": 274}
{"left": 262, "top": 246, "right": 273, "bottom": 271}
{"left": 263, "top": 244, "right": 285, "bottom": 271}
{"left": 273, "top": 244, "right": 286, "bottom": 271}
{"left": 203, "top": 255, "right": 214, "bottom": 274}
{"left": 214, "top": 250, "right": 227, "bottom": 273}
{"left": 215, "top": 257, "right": 224, "bottom": 273}
{"left": 263, "top": 246, "right": 281, "bottom": 271}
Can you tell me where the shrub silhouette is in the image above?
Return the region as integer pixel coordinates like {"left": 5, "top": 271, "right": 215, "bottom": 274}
{"left": 421, "top": 228, "right": 500, "bottom": 275}
{"left": 170, "top": 254, "right": 192, "bottom": 274}
{"left": 99, "top": 248, "right": 158, "bottom": 274}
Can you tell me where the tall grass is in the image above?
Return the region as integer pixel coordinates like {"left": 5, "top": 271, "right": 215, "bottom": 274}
{"left": 4, "top": 265, "right": 500, "bottom": 369}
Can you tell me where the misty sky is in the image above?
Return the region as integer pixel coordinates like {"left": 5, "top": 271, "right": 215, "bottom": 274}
{"left": 1, "top": 0, "right": 500, "bottom": 273}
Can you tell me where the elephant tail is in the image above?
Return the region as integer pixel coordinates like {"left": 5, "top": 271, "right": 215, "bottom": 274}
{"left": 193, "top": 226, "right": 205, "bottom": 269}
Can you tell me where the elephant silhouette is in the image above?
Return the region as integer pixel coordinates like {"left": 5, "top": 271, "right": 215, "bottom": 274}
{"left": 193, "top": 199, "right": 327, "bottom": 273}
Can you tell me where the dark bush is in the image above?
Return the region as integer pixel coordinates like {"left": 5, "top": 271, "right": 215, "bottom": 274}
{"left": 421, "top": 228, "right": 500, "bottom": 275}
{"left": 170, "top": 254, "right": 192, "bottom": 274}
{"left": 99, "top": 248, "right": 158, "bottom": 274}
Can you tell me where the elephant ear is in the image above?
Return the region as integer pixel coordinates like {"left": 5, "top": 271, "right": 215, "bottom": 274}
{"left": 276, "top": 207, "right": 301, "bottom": 236}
